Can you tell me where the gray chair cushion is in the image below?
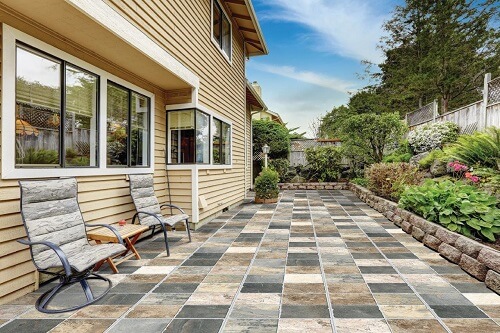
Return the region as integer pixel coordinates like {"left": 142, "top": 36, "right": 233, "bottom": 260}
{"left": 39, "top": 243, "right": 126, "bottom": 272}
{"left": 129, "top": 174, "right": 188, "bottom": 227}
{"left": 20, "top": 178, "right": 126, "bottom": 272}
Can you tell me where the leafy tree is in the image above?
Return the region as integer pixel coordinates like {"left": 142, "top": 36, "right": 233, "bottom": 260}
{"left": 252, "top": 119, "right": 290, "bottom": 159}
{"left": 286, "top": 124, "right": 307, "bottom": 140}
{"left": 304, "top": 146, "right": 343, "bottom": 182}
{"left": 348, "top": 88, "right": 389, "bottom": 114}
{"left": 318, "top": 105, "right": 352, "bottom": 139}
{"left": 340, "top": 113, "right": 406, "bottom": 163}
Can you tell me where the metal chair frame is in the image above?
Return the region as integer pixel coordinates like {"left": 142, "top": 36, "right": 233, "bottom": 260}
{"left": 18, "top": 179, "right": 125, "bottom": 313}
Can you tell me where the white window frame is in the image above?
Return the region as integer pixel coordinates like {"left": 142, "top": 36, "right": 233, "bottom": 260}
{"left": 211, "top": 0, "right": 232, "bottom": 64}
{"left": 2, "top": 24, "right": 155, "bottom": 179}
{"left": 166, "top": 103, "right": 233, "bottom": 170}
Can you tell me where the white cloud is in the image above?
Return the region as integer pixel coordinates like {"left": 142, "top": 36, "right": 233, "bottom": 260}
{"left": 249, "top": 62, "right": 358, "bottom": 93}
{"left": 259, "top": 0, "right": 388, "bottom": 63}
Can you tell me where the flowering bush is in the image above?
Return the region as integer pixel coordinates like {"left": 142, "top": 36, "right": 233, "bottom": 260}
{"left": 465, "top": 172, "right": 480, "bottom": 183}
{"left": 448, "top": 160, "right": 469, "bottom": 178}
{"left": 408, "top": 122, "right": 460, "bottom": 153}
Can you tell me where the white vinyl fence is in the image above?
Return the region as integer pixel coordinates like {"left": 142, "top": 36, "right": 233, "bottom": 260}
{"left": 406, "top": 74, "right": 500, "bottom": 133}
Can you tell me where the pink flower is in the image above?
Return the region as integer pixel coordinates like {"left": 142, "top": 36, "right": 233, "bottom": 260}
{"left": 471, "top": 176, "right": 479, "bottom": 183}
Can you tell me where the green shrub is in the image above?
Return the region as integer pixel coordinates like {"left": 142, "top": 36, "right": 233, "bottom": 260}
{"left": 444, "top": 127, "right": 500, "bottom": 171}
{"left": 268, "top": 158, "right": 290, "bottom": 182}
{"left": 383, "top": 152, "right": 412, "bottom": 163}
{"left": 399, "top": 179, "right": 500, "bottom": 242}
{"left": 351, "top": 178, "right": 368, "bottom": 187}
{"left": 255, "top": 168, "right": 279, "bottom": 200}
{"left": 304, "top": 146, "right": 343, "bottom": 182}
{"left": 418, "top": 149, "right": 447, "bottom": 169}
{"left": 408, "top": 122, "right": 460, "bottom": 153}
{"left": 365, "top": 162, "right": 425, "bottom": 201}
{"left": 16, "top": 148, "right": 59, "bottom": 165}
{"left": 252, "top": 120, "right": 290, "bottom": 159}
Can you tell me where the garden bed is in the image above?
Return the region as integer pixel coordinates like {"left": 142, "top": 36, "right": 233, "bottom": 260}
{"left": 348, "top": 183, "right": 500, "bottom": 294}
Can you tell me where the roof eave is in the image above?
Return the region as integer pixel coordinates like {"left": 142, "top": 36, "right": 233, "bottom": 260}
{"left": 244, "top": 0, "right": 268, "bottom": 56}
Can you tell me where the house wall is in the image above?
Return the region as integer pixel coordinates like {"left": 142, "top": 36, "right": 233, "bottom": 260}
{"left": 0, "top": 0, "right": 251, "bottom": 303}
{"left": 104, "top": 0, "right": 249, "bottom": 223}
{"left": 0, "top": 15, "right": 191, "bottom": 303}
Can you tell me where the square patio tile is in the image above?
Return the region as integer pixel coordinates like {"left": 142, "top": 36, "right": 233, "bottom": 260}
{"left": 132, "top": 266, "right": 176, "bottom": 275}
{"left": 164, "top": 319, "right": 223, "bottom": 332}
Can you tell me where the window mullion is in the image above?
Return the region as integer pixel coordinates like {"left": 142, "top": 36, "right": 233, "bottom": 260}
{"left": 60, "top": 61, "right": 66, "bottom": 167}
{"left": 127, "top": 89, "right": 132, "bottom": 167}
{"left": 219, "top": 3, "right": 223, "bottom": 46}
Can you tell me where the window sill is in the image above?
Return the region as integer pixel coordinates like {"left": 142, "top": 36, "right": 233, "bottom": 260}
{"left": 1, "top": 166, "right": 154, "bottom": 179}
{"left": 167, "top": 164, "right": 232, "bottom": 171}
{"left": 211, "top": 37, "right": 232, "bottom": 65}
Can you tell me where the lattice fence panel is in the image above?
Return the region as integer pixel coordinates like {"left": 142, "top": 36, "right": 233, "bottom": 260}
{"left": 406, "top": 102, "right": 435, "bottom": 127}
{"left": 253, "top": 151, "right": 264, "bottom": 161}
{"left": 488, "top": 77, "right": 500, "bottom": 105}
{"left": 460, "top": 122, "right": 478, "bottom": 135}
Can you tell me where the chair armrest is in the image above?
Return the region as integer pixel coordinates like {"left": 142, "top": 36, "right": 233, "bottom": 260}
{"left": 159, "top": 203, "right": 186, "bottom": 215}
{"left": 17, "top": 239, "right": 72, "bottom": 276}
{"left": 85, "top": 224, "right": 124, "bottom": 245}
{"left": 132, "top": 211, "right": 163, "bottom": 226}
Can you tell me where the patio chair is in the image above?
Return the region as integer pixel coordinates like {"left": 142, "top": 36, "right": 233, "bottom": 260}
{"left": 129, "top": 174, "right": 191, "bottom": 256}
{"left": 18, "top": 178, "right": 127, "bottom": 313}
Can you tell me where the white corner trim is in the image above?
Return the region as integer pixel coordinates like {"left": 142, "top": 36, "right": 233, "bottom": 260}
{"left": 66, "top": 0, "right": 199, "bottom": 89}
{"left": 2, "top": 24, "right": 155, "bottom": 179}
{"left": 191, "top": 168, "right": 200, "bottom": 223}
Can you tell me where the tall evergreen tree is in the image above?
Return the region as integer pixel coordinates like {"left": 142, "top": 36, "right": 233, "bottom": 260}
{"left": 377, "top": 0, "right": 499, "bottom": 113}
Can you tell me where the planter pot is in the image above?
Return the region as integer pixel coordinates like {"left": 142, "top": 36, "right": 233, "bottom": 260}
{"left": 255, "top": 197, "right": 278, "bottom": 204}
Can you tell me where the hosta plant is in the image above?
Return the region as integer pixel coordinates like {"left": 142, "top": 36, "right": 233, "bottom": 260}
{"left": 399, "top": 179, "right": 500, "bottom": 242}
{"left": 408, "top": 122, "right": 459, "bottom": 153}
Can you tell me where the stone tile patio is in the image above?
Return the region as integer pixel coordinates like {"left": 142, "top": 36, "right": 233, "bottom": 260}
{"left": 1, "top": 190, "right": 499, "bottom": 333}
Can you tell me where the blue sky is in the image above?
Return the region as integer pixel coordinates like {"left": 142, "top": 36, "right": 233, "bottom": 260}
{"left": 246, "top": 0, "right": 401, "bottom": 137}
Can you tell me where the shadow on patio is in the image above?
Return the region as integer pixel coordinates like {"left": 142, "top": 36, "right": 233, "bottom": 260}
{"left": 1, "top": 190, "right": 499, "bottom": 333}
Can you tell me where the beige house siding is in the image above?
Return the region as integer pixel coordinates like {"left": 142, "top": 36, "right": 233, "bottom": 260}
{"left": 105, "top": 0, "right": 249, "bottom": 223}
{"left": 0, "top": 15, "right": 191, "bottom": 303}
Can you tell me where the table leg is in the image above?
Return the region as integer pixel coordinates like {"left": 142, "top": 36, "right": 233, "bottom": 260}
{"left": 125, "top": 235, "right": 142, "bottom": 260}
{"left": 95, "top": 239, "right": 119, "bottom": 273}
{"left": 107, "top": 257, "right": 119, "bottom": 274}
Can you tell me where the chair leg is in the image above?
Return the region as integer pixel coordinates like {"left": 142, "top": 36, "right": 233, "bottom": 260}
{"left": 159, "top": 223, "right": 170, "bottom": 256}
{"left": 185, "top": 219, "right": 192, "bottom": 242}
{"left": 37, "top": 280, "right": 65, "bottom": 311}
{"left": 35, "top": 272, "right": 112, "bottom": 314}
{"left": 80, "top": 278, "right": 94, "bottom": 302}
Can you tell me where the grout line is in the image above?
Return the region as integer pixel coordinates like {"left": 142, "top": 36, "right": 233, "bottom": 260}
{"left": 218, "top": 198, "right": 282, "bottom": 332}
{"left": 308, "top": 190, "right": 337, "bottom": 333}
{"left": 336, "top": 190, "right": 453, "bottom": 333}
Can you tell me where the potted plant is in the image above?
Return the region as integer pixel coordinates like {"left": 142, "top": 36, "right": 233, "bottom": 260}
{"left": 255, "top": 168, "right": 279, "bottom": 204}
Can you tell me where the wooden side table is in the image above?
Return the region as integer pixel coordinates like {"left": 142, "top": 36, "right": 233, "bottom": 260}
{"left": 87, "top": 223, "right": 149, "bottom": 273}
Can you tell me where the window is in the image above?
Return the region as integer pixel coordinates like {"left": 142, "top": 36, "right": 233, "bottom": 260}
{"left": 168, "top": 109, "right": 231, "bottom": 165}
{"left": 3, "top": 26, "right": 155, "bottom": 178}
{"left": 168, "top": 109, "right": 210, "bottom": 164}
{"left": 107, "top": 82, "right": 150, "bottom": 167}
{"left": 212, "top": 0, "right": 232, "bottom": 60}
{"left": 212, "top": 118, "right": 231, "bottom": 165}
{"left": 15, "top": 44, "right": 98, "bottom": 168}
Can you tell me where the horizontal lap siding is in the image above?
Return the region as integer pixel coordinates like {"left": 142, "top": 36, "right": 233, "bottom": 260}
{"left": 105, "top": 0, "right": 248, "bottom": 223}
{"left": 0, "top": 14, "right": 192, "bottom": 302}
